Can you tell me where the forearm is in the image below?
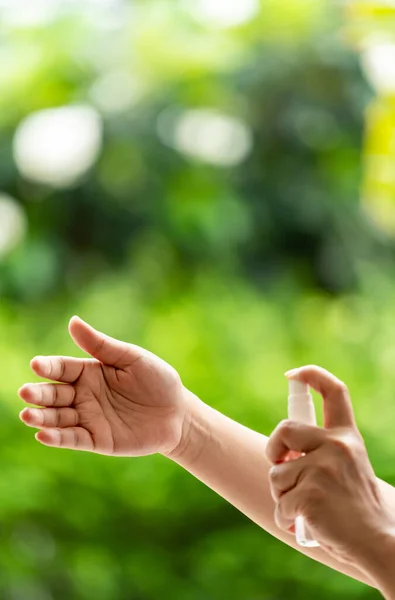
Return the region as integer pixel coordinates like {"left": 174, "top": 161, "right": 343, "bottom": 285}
{"left": 168, "top": 390, "right": 374, "bottom": 587}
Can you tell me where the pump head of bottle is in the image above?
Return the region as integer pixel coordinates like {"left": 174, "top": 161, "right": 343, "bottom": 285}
{"left": 288, "top": 379, "right": 309, "bottom": 396}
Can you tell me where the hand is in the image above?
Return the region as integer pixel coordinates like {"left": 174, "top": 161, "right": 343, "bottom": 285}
{"left": 266, "top": 366, "right": 395, "bottom": 579}
{"left": 19, "top": 316, "right": 190, "bottom": 457}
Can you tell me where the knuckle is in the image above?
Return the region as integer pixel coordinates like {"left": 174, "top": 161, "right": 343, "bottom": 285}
{"left": 58, "top": 358, "right": 66, "bottom": 380}
{"left": 334, "top": 380, "right": 349, "bottom": 396}
{"left": 269, "top": 465, "right": 281, "bottom": 485}
{"left": 278, "top": 419, "right": 294, "bottom": 435}
{"left": 267, "top": 420, "right": 295, "bottom": 463}
{"left": 330, "top": 437, "right": 350, "bottom": 457}
{"left": 61, "top": 358, "right": 67, "bottom": 379}
{"left": 309, "top": 462, "right": 334, "bottom": 483}
{"left": 328, "top": 431, "right": 361, "bottom": 458}
{"left": 278, "top": 479, "right": 326, "bottom": 521}
{"left": 40, "top": 410, "right": 47, "bottom": 426}
{"left": 347, "top": 434, "right": 364, "bottom": 454}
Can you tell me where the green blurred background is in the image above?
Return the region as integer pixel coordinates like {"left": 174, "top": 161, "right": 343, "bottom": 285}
{"left": 0, "top": 0, "right": 395, "bottom": 598}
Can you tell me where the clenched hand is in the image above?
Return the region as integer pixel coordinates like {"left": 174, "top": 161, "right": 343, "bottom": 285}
{"left": 267, "top": 366, "right": 395, "bottom": 588}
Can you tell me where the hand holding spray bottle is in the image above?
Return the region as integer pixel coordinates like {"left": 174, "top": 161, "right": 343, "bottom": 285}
{"left": 287, "top": 379, "right": 320, "bottom": 548}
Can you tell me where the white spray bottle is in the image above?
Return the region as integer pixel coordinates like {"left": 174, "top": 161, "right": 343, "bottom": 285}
{"left": 288, "top": 379, "right": 320, "bottom": 548}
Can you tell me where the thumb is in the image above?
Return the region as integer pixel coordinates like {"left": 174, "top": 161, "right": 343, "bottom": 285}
{"left": 286, "top": 365, "right": 356, "bottom": 429}
{"left": 69, "top": 316, "right": 141, "bottom": 367}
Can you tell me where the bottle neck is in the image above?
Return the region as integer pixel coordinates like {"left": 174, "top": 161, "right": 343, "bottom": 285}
{"left": 288, "top": 394, "right": 316, "bottom": 426}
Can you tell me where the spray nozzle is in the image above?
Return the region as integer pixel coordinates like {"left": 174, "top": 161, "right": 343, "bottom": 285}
{"left": 288, "top": 380, "right": 309, "bottom": 396}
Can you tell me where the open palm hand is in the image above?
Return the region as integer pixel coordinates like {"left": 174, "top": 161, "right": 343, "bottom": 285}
{"left": 19, "top": 317, "right": 187, "bottom": 457}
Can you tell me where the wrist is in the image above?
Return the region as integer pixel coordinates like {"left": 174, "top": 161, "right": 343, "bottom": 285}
{"left": 358, "top": 529, "right": 395, "bottom": 599}
{"left": 164, "top": 388, "right": 212, "bottom": 467}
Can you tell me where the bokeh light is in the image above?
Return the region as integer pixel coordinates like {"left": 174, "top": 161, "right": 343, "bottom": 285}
{"left": 13, "top": 106, "right": 103, "bottom": 188}
{"left": 90, "top": 70, "right": 144, "bottom": 115}
{"left": 0, "top": 193, "right": 27, "bottom": 258}
{"left": 0, "top": 0, "right": 59, "bottom": 26}
{"left": 0, "top": 0, "right": 126, "bottom": 28}
{"left": 181, "top": 0, "right": 260, "bottom": 28}
{"left": 361, "top": 40, "right": 395, "bottom": 95}
{"left": 158, "top": 108, "right": 253, "bottom": 167}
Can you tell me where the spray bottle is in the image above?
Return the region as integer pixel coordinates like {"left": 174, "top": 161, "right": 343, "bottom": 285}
{"left": 288, "top": 379, "right": 320, "bottom": 548}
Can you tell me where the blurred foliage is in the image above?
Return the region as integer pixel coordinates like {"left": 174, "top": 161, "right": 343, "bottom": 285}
{"left": 345, "top": 0, "right": 395, "bottom": 234}
{"left": 0, "top": 0, "right": 395, "bottom": 599}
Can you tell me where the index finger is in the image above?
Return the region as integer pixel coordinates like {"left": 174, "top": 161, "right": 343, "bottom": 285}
{"left": 286, "top": 365, "right": 356, "bottom": 429}
{"left": 266, "top": 420, "right": 325, "bottom": 465}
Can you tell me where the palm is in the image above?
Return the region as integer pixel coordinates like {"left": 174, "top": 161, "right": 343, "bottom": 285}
{"left": 19, "top": 317, "right": 186, "bottom": 456}
{"left": 74, "top": 356, "right": 183, "bottom": 456}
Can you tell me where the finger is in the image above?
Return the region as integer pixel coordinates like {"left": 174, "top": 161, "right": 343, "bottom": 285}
{"left": 274, "top": 503, "right": 295, "bottom": 533}
{"left": 286, "top": 366, "right": 355, "bottom": 429}
{"left": 278, "top": 480, "right": 324, "bottom": 527}
{"left": 266, "top": 420, "right": 326, "bottom": 464}
{"left": 20, "top": 407, "right": 78, "bottom": 429}
{"left": 277, "top": 486, "right": 305, "bottom": 523}
{"left": 18, "top": 383, "right": 75, "bottom": 407}
{"left": 269, "top": 456, "right": 309, "bottom": 502}
{"left": 30, "top": 356, "right": 87, "bottom": 383}
{"left": 35, "top": 427, "right": 94, "bottom": 451}
{"left": 69, "top": 316, "right": 142, "bottom": 368}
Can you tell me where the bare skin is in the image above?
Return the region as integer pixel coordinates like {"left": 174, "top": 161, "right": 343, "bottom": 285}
{"left": 267, "top": 368, "right": 395, "bottom": 599}
{"left": 18, "top": 317, "right": 395, "bottom": 597}
{"left": 20, "top": 317, "right": 187, "bottom": 456}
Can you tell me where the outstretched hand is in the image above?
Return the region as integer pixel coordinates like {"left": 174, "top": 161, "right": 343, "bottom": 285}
{"left": 19, "top": 317, "right": 188, "bottom": 456}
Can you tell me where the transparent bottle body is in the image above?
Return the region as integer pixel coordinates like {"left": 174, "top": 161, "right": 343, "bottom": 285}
{"left": 295, "top": 516, "right": 320, "bottom": 548}
{"left": 288, "top": 389, "right": 320, "bottom": 549}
